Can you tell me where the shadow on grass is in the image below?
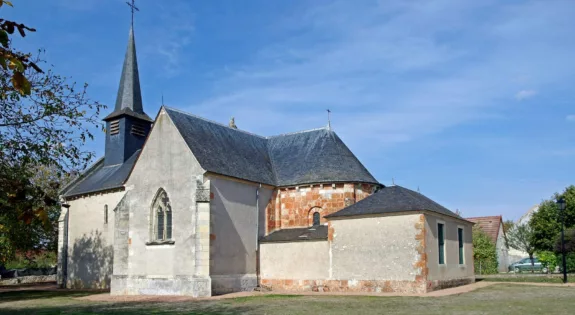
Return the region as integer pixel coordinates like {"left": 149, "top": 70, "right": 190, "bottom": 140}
{"left": 0, "top": 289, "right": 103, "bottom": 304}
{"left": 0, "top": 300, "right": 254, "bottom": 315}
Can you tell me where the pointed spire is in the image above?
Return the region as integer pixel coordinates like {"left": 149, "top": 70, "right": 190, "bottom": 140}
{"left": 103, "top": 27, "right": 151, "bottom": 122}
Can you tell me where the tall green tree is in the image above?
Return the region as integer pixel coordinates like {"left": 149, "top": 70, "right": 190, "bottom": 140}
{"left": 473, "top": 226, "right": 498, "bottom": 274}
{"left": 507, "top": 224, "right": 537, "bottom": 272}
{"left": 503, "top": 220, "right": 514, "bottom": 234}
{"left": 530, "top": 186, "right": 575, "bottom": 252}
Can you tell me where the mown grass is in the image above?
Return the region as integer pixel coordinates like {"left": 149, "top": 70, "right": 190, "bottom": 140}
{"left": 479, "top": 275, "right": 575, "bottom": 283}
{"left": 1, "top": 284, "right": 574, "bottom": 314}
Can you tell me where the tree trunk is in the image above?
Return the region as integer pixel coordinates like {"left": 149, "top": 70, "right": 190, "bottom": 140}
{"left": 529, "top": 253, "right": 534, "bottom": 273}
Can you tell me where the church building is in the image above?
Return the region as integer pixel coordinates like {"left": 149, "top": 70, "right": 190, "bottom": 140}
{"left": 58, "top": 23, "right": 475, "bottom": 297}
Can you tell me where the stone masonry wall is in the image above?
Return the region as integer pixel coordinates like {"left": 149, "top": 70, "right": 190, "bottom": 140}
{"left": 260, "top": 214, "right": 431, "bottom": 294}
{"left": 265, "top": 183, "right": 375, "bottom": 233}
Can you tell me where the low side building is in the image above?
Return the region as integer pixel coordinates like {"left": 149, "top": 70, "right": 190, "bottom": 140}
{"left": 260, "top": 186, "right": 475, "bottom": 293}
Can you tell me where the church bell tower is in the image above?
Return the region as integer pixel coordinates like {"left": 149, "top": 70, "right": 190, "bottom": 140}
{"left": 102, "top": 12, "right": 152, "bottom": 166}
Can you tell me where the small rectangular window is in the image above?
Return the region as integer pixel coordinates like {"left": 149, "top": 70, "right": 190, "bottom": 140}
{"left": 458, "top": 228, "right": 464, "bottom": 264}
{"left": 104, "top": 205, "right": 108, "bottom": 224}
{"left": 438, "top": 223, "right": 445, "bottom": 265}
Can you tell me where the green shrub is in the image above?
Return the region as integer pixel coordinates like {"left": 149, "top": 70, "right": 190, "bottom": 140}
{"left": 473, "top": 226, "right": 498, "bottom": 274}
{"left": 537, "top": 251, "right": 557, "bottom": 273}
{"left": 4, "top": 251, "right": 57, "bottom": 269}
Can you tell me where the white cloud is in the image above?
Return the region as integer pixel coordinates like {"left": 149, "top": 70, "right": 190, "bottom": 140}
{"left": 566, "top": 115, "right": 575, "bottom": 122}
{"left": 515, "top": 89, "right": 537, "bottom": 100}
{"left": 181, "top": 0, "right": 575, "bottom": 158}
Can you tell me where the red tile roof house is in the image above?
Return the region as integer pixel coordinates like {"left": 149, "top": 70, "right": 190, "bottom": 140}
{"left": 466, "top": 216, "right": 509, "bottom": 273}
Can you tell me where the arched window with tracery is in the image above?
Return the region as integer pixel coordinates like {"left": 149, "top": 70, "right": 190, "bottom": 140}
{"left": 151, "top": 189, "right": 172, "bottom": 241}
{"left": 313, "top": 212, "right": 320, "bottom": 226}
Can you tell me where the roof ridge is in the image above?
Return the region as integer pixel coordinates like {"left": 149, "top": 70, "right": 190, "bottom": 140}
{"left": 266, "top": 127, "right": 328, "bottom": 139}
{"left": 392, "top": 185, "right": 462, "bottom": 218}
{"left": 164, "top": 106, "right": 267, "bottom": 139}
{"left": 466, "top": 215, "right": 502, "bottom": 219}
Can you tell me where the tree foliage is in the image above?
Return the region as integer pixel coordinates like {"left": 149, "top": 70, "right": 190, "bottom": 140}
{"left": 537, "top": 251, "right": 557, "bottom": 274}
{"left": 0, "top": 164, "right": 67, "bottom": 264}
{"left": 0, "top": 3, "right": 104, "bottom": 264}
{"left": 503, "top": 220, "right": 514, "bottom": 234}
{"left": 555, "top": 229, "right": 575, "bottom": 254}
{"left": 508, "top": 223, "right": 537, "bottom": 272}
{"left": 472, "top": 226, "right": 498, "bottom": 274}
{"left": 0, "top": 0, "right": 42, "bottom": 96}
{"left": 508, "top": 224, "right": 536, "bottom": 255}
{"left": 530, "top": 186, "right": 575, "bottom": 252}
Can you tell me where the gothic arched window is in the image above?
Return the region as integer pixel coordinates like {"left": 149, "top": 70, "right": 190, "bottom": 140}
{"left": 152, "top": 189, "right": 172, "bottom": 241}
{"left": 313, "top": 212, "right": 320, "bottom": 226}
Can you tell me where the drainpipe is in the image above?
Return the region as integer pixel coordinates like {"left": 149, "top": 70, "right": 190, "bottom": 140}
{"left": 255, "top": 183, "right": 262, "bottom": 288}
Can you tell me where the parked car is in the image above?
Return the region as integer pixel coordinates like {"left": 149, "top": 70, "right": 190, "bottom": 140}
{"left": 508, "top": 257, "right": 548, "bottom": 273}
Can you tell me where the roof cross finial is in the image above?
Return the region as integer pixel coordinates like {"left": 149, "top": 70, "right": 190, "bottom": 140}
{"left": 126, "top": 0, "right": 139, "bottom": 28}
{"left": 327, "top": 109, "right": 331, "bottom": 130}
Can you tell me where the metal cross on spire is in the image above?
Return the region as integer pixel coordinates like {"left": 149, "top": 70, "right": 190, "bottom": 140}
{"left": 126, "top": 0, "right": 139, "bottom": 27}
{"left": 327, "top": 109, "right": 332, "bottom": 130}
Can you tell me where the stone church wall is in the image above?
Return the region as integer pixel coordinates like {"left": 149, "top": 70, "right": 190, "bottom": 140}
{"left": 111, "top": 109, "right": 210, "bottom": 296}
{"left": 260, "top": 214, "right": 429, "bottom": 293}
{"left": 208, "top": 175, "right": 273, "bottom": 294}
{"left": 62, "top": 190, "right": 125, "bottom": 289}
{"left": 425, "top": 213, "right": 475, "bottom": 290}
{"left": 260, "top": 240, "right": 329, "bottom": 280}
{"left": 266, "top": 183, "right": 375, "bottom": 233}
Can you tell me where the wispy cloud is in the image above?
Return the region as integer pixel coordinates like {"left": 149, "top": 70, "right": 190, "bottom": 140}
{"left": 189, "top": 0, "right": 575, "bottom": 156}
{"left": 567, "top": 115, "right": 575, "bottom": 122}
{"left": 142, "top": 1, "right": 195, "bottom": 77}
{"left": 515, "top": 89, "right": 537, "bottom": 100}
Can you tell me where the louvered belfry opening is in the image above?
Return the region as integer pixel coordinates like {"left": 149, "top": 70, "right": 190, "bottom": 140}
{"left": 131, "top": 121, "right": 146, "bottom": 137}
{"left": 110, "top": 120, "right": 120, "bottom": 135}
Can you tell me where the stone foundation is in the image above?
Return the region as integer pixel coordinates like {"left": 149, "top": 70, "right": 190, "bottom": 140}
{"left": 0, "top": 275, "right": 56, "bottom": 286}
{"left": 110, "top": 275, "right": 211, "bottom": 297}
{"left": 211, "top": 274, "right": 257, "bottom": 294}
{"left": 427, "top": 277, "right": 475, "bottom": 291}
{"left": 260, "top": 279, "right": 427, "bottom": 294}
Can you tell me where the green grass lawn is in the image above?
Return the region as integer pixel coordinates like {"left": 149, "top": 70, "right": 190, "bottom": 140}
{"left": 1, "top": 284, "right": 574, "bottom": 314}
{"left": 479, "top": 275, "right": 575, "bottom": 283}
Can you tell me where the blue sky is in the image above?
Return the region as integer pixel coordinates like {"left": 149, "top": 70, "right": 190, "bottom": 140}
{"left": 6, "top": 0, "right": 575, "bottom": 220}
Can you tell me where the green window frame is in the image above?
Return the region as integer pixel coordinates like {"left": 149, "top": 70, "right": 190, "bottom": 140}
{"left": 458, "top": 228, "right": 464, "bottom": 264}
{"left": 438, "top": 223, "right": 445, "bottom": 264}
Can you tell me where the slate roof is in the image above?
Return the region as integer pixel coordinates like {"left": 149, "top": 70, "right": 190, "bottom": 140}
{"left": 165, "top": 107, "right": 378, "bottom": 187}
{"left": 103, "top": 28, "right": 152, "bottom": 122}
{"left": 268, "top": 129, "right": 377, "bottom": 187}
{"left": 466, "top": 216, "right": 503, "bottom": 243}
{"left": 63, "top": 150, "right": 140, "bottom": 197}
{"left": 166, "top": 108, "right": 276, "bottom": 185}
{"left": 260, "top": 226, "right": 328, "bottom": 243}
{"left": 325, "top": 185, "right": 464, "bottom": 220}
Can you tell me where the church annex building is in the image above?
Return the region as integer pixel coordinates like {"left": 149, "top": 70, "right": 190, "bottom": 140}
{"left": 57, "top": 25, "right": 475, "bottom": 297}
